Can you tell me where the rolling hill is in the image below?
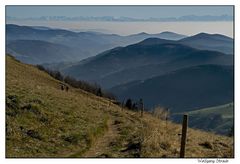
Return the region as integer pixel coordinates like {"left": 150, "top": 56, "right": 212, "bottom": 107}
{"left": 6, "top": 24, "right": 188, "bottom": 64}
{"left": 62, "top": 38, "right": 233, "bottom": 88}
{"left": 110, "top": 64, "right": 234, "bottom": 113}
{"left": 7, "top": 24, "right": 233, "bottom": 65}
{"left": 6, "top": 55, "right": 233, "bottom": 157}
{"left": 7, "top": 40, "right": 81, "bottom": 64}
{"left": 6, "top": 24, "right": 122, "bottom": 62}
{"left": 171, "top": 103, "right": 234, "bottom": 135}
{"left": 179, "top": 33, "right": 233, "bottom": 55}
{"left": 127, "top": 31, "right": 186, "bottom": 41}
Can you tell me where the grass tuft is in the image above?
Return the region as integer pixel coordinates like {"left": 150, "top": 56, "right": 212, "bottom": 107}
{"left": 199, "top": 141, "right": 213, "bottom": 149}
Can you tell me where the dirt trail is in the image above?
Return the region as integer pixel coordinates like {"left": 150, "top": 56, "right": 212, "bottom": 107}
{"left": 82, "top": 107, "right": 144, "bottom": 158}
{"left": 83, "top": 117, "right": 119, "bottom": 157}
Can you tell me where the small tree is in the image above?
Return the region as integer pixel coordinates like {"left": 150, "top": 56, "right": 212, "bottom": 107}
{"left": 54, "top": 71, "right": 64, "bottom": 81}
{"left": 228, "top": 126, "right": 234, "bottom": 137}
{"left": 132, "top": 103, "right": 137, "bottom": 111}
{"left": 96, "top": 88, "right": 103, "bottom": 97}
{"left": 36, "top": 65, "right": 46, "bottom": 71}
{"left": 125, "top": 98, "right": 132, "bottom": 110}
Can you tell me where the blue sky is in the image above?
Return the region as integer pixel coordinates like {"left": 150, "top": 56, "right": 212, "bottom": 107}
{"left": 6, "top": 6, "right": 233, "bottom": 19}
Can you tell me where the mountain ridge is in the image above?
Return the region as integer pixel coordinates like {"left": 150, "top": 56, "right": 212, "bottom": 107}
{"left": 62, "top": 37, "right": 233, "bottom": 88}
{"left": 6, "top": 24, "right": 190, "bottom": 64}
{"left": 7, "top": 24, "right": 233, "bottom": 65}
{"left": 179, "top": 32, "right": 233, "bottom": 54}
{"left": 7, "top": 39, "right": 81, "bottom": 64}
{"left": 110, "top": 64, "right": 234, "bottom": 113}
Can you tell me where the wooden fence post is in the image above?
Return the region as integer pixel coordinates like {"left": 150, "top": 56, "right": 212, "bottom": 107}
{"left": 180, "top": 114, "right": 188, "bottom": 158}
{"left": 139, "top": 99, "right": 144, "bottom": 117}
{"left": 122, "top": 98, "right": 125, "bottom": 111}
{"left": 166, "top": 108, "right": 169, "bottom": 121}
{"left": 98, "top": 98, "right": 100, "bottom": 110}
{"left": 165, "top": 108, "right": 169, "bottom": 134}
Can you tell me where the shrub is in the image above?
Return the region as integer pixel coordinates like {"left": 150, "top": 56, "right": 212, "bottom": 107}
{"left": 26, "top": 129, "right": 42, "bottom": 140}
{"left": 96, "top": 88, "right": 103, "bottom": 97}
{"left": 6, "top": 95, "right": 20, "bottom": 110}
{"left": 21, "top": 103, "right": 41, "bottom": 115}
{"left": 6, "top": 95, "right": 20, "bottom": 116}
{"left": 62, "top": 135, "right": 79, "bottom": 144}
{"left": 199, "top": 141, "right": 213, "bottom": 149}
{"left": 36, "top": 65, "right": 46, "bottom": 71}
{"left": 35, "top": 65, "right": 116, "bottom": 101}
{"left": 159, "top": 141, "right": 171, "bottom": 150}
{"left": 228, "top": 126, "right": 234, "bottom": 137}
{"left": 125, "top": 99, "right": 133, "bottom": 109}
{"left": 152, "top": 106, "right": 170, "bottom": 120}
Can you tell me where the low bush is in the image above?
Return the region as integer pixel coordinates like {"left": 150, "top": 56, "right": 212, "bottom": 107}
{"left": 36, "top": 65, "right": 116, "bottom": 100}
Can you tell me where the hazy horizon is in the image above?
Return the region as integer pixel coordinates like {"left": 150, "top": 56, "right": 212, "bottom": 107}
{"left": 6, "top": 6, "right": 233, "bottom": 37}
{"left": 7, "top": 20, "right": 233, "bottom": 38}
{"left": 6, "top": 6, "right": 233, "bottom": 19}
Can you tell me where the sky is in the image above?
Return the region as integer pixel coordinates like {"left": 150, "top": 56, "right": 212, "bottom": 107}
{"left": 6, "top": 6, "right": 234, "bottom": 37}
{"left": 6, "top": 6, "right": 233, "bottom": 19}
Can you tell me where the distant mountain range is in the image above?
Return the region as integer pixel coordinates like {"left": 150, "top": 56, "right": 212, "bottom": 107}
{"left": 6, "top": 24, "right": 234, "bottom": 114}
{"left": 7, "top": 14, "right": 233, "bottom": 22}
{"left": 60, "top": 36, "right": 233, "bottom": 113}
{"left": 7, "top": 40, "right": 81, "bottom": 64}
{"left": 6, "top": 25, "right": 233, "bottom": 65}
{"left": 6, "top": 24, "right": 187, "bottom": 64}
{"left": 110, "top": 65, "right": 233, "bottom": 113}
{"left": 180, "top": 33, "right": 233, "bottom": 54}
{"left": 62, "top": 37, "right": 233, "bottom": 88}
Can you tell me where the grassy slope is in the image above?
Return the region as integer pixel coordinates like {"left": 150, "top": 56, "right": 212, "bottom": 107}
{"left": 189, "top": 103, "right": 233, "bottom": 135}
{"left": 6, "top": 55, "right": 110, "bottom": 157}
{"left": 6, "top": 55, "right": 233, "bottom": 157}
{"left": 188, "top": 103, "right": 233, "bottom": 119}
{"left": 172, "top": 103, "right": 233, "bottom": 135}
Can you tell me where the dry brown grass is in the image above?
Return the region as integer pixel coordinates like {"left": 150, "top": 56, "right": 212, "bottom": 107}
{"left": 152, "top": 106, "right": 170, "bottom": 120}
{"left": 140, "top": 111, "right": 233, "bottom": 157}
{"left": 6, "top": 56, "right": 110, "bottom": 157}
